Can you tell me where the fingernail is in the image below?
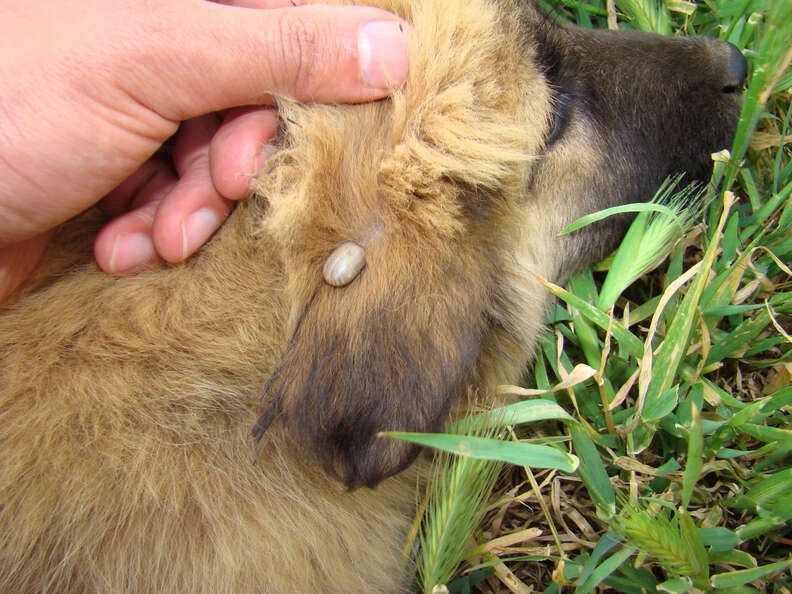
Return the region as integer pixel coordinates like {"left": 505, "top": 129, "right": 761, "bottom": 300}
{"left": 109, "top": 232, "right": 155, "bottom": 274}
{"left": 182, "top": 208, "right": 222, "bottom": 259}
{"left": 358, "top": 21, "right": 409, "bottom": 90}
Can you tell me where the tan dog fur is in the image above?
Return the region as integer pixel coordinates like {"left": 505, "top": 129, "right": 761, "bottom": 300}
{"left": 0, "top": 0, "right": 742, "bottom": 590}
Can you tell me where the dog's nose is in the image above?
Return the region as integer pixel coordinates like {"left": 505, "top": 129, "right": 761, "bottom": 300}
{"left": 719, "top": 41, "right": 748, "bottom": 92}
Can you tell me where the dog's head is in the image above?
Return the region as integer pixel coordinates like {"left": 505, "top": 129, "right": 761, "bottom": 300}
{"left": 252, "top": 0, "right": 744, "bottom": 486}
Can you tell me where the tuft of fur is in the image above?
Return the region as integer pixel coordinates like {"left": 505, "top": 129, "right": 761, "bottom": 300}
{"left": 0, "top": 0, "right": 742, "bottom": 590}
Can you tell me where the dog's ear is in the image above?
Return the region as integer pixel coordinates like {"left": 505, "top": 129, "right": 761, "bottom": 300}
{"left": 254, "top": 229, "right": 493, "bottom": 486}
{"left": 251, "top": 0, "right": 553, "bottom": 486}
{"left": 249, "top": 101, "right": 545, "bottom": 485}
{"left": 250, "top": 93, "right": 548, "bottom": 487}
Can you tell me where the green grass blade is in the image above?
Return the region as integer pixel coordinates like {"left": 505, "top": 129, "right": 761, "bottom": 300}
{"left": 642, "top": 193, "right": 736, "bottom": 420}
{"left": 614, "top": 0, "right": 670, "bottom": 33}
{"left": 560, "top": 202, "right": 681, "bottom": 236}
{"left": 574, "top": 531, "right": 621, "bottom": 588}
{"left": 384, "top": 432, "right": 579, "bottom": 473}
{"left": 573, "top": 545, "right": 636, "bottom": 594}
{"left": 678, "top": 510, "right": 709, "bottom": 589}
{"left": 538, "top": 277, "right": 644, "bottom": 359}
{"left": 570, "top": 424, "right": 616, "bottom": 517}
{"left": 680, "top": 402, "right": 703, "bottom": 510}
{"left": 657, "top": 577, "right": 693, "bottom": 593}
{"left": 447, "top": 399, "right": 574, "bottom": 431}
{"left": 734, "top": 467, "right": 792, "bottom": 510}
{"left": 710, "top": 559, "right": 792, "bottom": 590}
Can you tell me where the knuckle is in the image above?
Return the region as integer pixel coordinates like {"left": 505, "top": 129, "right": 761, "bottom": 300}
{"left": 275, "top": 13, "right": 321, "bottom": 97}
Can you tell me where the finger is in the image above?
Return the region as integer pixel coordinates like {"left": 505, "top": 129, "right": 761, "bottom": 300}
{"left": 94, "top": 158, "right": 178, "bottom": 274}
{"left": 151, "top": 116, "right": 233, "bottom": 263}
{"left": 209, "top": 107, "right": 279, "bottom": 201}
{"left": 130, "top": 3, "right": 410, "bottom": 120}
{"left": 0, "top": 232, "right": 53, "bottom": 302}
{"left": 94, "top": 194, "right": 167, "bottom": 275}
{"left": 100, "top": 159, "right": 178, "bottom": 217}
{"left": 215, "top": 0, "right": 298, "bottom": 7}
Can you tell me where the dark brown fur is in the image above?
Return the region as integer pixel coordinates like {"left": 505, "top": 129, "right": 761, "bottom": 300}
{"left": 0, "top": 0, "right": 742, "bottom": 590}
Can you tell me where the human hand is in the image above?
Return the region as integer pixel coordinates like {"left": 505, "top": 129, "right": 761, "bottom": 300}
{"left": 0, "top": 0, "right": 409, "bottom": 301}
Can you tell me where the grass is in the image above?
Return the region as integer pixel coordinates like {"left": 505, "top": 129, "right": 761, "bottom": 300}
{"left": 396, "top": 0, "right": 792, "bottom": 591}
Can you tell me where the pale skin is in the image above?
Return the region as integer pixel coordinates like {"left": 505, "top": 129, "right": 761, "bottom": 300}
{"left": 0, "top": 0, "right": 409, "bottom": 302}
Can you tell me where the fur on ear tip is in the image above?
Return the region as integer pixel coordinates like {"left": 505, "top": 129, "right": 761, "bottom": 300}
{"left": 329, "top": 438, "right": 422, "bottom": 489}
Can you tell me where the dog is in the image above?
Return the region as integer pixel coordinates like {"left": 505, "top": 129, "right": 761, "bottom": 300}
{"left": 0, "top": 0, "right": 744, "bottom": 591}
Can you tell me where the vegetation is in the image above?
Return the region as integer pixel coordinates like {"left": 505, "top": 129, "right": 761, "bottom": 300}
{"left": 394, "top": 0, "right": 792, "bottom": 591}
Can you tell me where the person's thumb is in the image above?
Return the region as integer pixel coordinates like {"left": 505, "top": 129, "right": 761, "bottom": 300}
{"left": 126, "top": 2, "right": 410, "bottom": 122}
